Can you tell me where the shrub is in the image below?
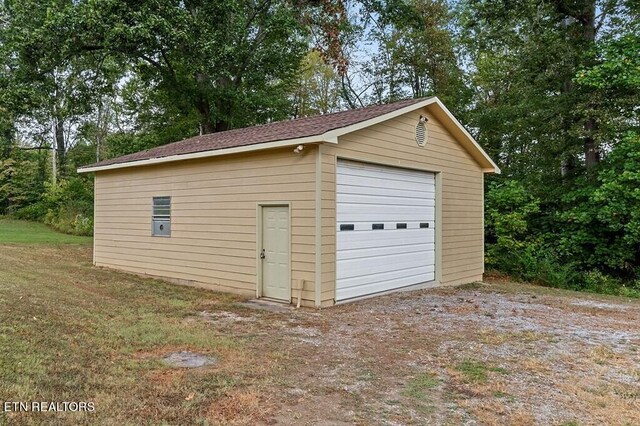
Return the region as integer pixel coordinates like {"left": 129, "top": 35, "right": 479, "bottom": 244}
{"left": 485, "top": 135, "right": 640, "bottom": 298}
{"left": 42, "top": 176, "right": 94, "bottom": 236}
{"left": 484, "top": 179, "right": 541, "bottom": 271}
{"left": 578, "top": 270, "right": 640, "bottom": 298}
{"left": 12, "top": 202, "right": 50, "bottom": 221}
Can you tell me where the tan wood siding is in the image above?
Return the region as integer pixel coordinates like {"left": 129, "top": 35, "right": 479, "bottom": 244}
{"left": 321, "top": 107, "right": 485, "bottom": 303}
{"left": 94, "top": 147, "right": 318, "bottom": 306}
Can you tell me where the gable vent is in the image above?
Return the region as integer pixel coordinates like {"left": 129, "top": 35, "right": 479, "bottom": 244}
{"left": 415, "top": 121, "right": 427, "bottom": 147}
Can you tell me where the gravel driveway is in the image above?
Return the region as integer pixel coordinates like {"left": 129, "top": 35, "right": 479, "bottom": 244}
{"left": 200, "top": 280, "right": 640, "bottom": 425}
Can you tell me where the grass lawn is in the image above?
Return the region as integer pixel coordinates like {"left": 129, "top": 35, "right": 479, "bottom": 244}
{"left": 0, "top": 219, "right": 92, "bottom": 245}
{"left": 1, "top": 222, "right": 639, "bottom": 425}
{"left": 1, "top": 244, "right": 259, "bottom": 425}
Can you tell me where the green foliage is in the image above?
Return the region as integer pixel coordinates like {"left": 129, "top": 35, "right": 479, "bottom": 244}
{"left": 361, "top": 0, "right": 471, "bottom": 112}
{"left": 65, "top": 0, "right": 309, "bottom": 132}
{"left": 292, "top": 51, "right": 342, "bottom": 117}
{"left": 484, "top": 179, "right": 580, "bottom": 289}
{"left": 486, "top": 134, "right": 640, "bottom": 296}
{"left": 554, "top": 132, "right": 640, "bottom": 275}
{"left": 576, "top": 33, "right": 640, "bottom": 91}
{"left": 484, "top": 179, "right": 541, "bottom": 267}
{"left": 580, "top": 270, "right": 640, "bottom": 298}
{"left": 42, "top": 177, "right": 94, "bottom": 236}
{"left": 0, "top": 150, "right": 48, "bottom": 216}
{"left": 470, "top": 0, "right": 639, "bottom": 296}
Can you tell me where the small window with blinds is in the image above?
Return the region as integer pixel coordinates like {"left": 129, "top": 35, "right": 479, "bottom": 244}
{"left": 152, "top": 196, "right": 171, "bottom": 236}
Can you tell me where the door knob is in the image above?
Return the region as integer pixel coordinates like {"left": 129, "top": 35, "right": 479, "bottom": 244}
{"left": 260, "top": 249, "right": 265, "bottom": 259}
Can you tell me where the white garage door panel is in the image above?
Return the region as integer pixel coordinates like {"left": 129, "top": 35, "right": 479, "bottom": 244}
{"left": 337, "top": 212, "right": 435, "bottom": 223}
{"left": 338, "top": 203, "right": 435, "bottom": 217}
{"left": 337, "top": 266, "right": 436, "bottom": 300}
{"left": 337, "top": 250, "right": 436, "bottom": 279}
{"left": 336, "top": 160, "right": 437, "bottom": 301}
{"left": 338, "top": 193, "right": 435, "bottom": 206}
{"left": 337, "top": 242, "right": 434, "bottom": 261}
{"left": 337, "top": 229, "right": 435, "bottom": 250}
{"left": 338, "top": 166, "right": 436, "bottom": 184}
{"left": 338, "top": 178, "right": 433, "bottom": 195}
{"left": 337, "top": 185, "right": 433, "bottom": 199}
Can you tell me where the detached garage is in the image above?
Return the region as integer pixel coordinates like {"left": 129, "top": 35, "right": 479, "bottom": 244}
{"left": 79, "top": 97, "right": 499, "bottom": 307}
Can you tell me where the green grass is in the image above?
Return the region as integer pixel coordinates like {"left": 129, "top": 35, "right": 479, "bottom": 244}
{"left": 0, "top": 218, "right": 92, "bottom": 244}
{"left": 493, "top": 390, "right": 516, "bottom": 402}
{"left": 0, "top": 244, "right": 260, "bottom": 424}
{"left": 455, "top": 360, "right": 509, "bottom": 384}
{"left": 402, "top": 372, "right": 439, "bottom": 399}
{"left": 401, "top": 372, "right": 439, "bottom": 414}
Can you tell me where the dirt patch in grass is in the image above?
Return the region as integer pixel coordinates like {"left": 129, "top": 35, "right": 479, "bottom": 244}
{"left": 2, "top": 244, "right": 640, "bottom": 424}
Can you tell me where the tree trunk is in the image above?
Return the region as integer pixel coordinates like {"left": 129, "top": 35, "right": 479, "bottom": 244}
{"left": 581, "top": 1, "right": 598, "bottom": 169}
{"left": 214, "top": 121, "right": 230, "bottom": 132}
{"left": 584, "top": 118, "right": 599, "bottom": 168}
{"left": 195, "top": 98, "right": 216, "bottom": 134}
{"left": 54, "top": 118, "right": 65, "bottom": 176}
{"left": 194, "top": 72, "right": 235, "bottom": 134}
{"left": 200, "top": 119, "right": 217, "bottom": 134}
{"left": 554, "top": 0, "right": 599, "bottom": 171}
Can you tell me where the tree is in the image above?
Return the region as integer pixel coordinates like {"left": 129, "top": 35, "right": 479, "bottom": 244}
{"left": 64, "top": 0, "right": 317, "bottom": 133}
{"left": 292, "top": 50, "right": 342, "bottom": 117}
{"left": 1, "top": 0, "right": 119, "bottom": 175}
{"left": 555, "top": 132, "right": 640, "bottom": 276}
{"left": 459, "top": 0, "right": 634, "bottom": 180}
{"left": 358, "top": 0, "right": 470, "bottom": 113}
{"left": 574, "top": 2, "right": 640, "bottom": 141}
{"left": 460, "top": 0, "right": 640, "bottom": 288}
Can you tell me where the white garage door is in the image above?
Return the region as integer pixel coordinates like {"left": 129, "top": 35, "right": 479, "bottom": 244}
{"left": 336, "top": 160, "right": 436, "bottom": 301}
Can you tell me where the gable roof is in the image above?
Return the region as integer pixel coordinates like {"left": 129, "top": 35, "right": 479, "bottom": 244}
{"left": 78, "top": 97, "right": 500, "bottom": 174}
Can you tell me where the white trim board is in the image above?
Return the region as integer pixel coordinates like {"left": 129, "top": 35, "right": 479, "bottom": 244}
{"left": 78, "top": 136, "right": 335, "bottom": 173}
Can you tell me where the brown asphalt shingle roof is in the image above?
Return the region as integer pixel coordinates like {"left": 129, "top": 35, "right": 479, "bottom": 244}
{"left": 81, "top": 97, "right": 430, "bottom": 169}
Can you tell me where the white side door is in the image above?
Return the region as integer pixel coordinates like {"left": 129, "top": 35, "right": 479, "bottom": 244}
{"left": 261, "top": 206, "right": 290, "bottom": 301}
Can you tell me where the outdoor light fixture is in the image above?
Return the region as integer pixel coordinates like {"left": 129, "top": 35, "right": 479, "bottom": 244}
{"left": 293, "top": 144, "right": 304, "bottom": 154}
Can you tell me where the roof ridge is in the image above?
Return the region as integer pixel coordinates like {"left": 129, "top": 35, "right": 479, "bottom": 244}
{"left": 198, "top": 97, "right": 427, "bottom": 138}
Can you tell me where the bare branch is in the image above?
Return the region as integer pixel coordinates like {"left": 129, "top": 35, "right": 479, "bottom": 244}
{"left": 596, "top": 0, "right": 619, "bottom": 32}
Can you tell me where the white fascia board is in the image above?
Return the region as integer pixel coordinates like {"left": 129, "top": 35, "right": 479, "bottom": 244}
{"left": 77, "top": 135, "right": 336, "bottom": 173}
{"left": 321, "top": 98, "right": 438, "bottom": 140}
{"left": 430, "top": 98, "right": 501, "bottom": 174}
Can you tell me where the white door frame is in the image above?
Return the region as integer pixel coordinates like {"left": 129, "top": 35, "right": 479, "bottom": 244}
{"left": 256, "top": 202, "right": 292, "bottom": 301}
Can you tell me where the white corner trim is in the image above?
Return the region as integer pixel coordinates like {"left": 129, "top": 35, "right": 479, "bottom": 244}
{"left": 314, "top": 144, "right": 323, "bottom": 308}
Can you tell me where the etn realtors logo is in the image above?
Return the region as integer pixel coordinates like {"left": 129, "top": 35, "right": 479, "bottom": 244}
{"left": 2, "top": 401, "right": 95, "bottom": 413}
